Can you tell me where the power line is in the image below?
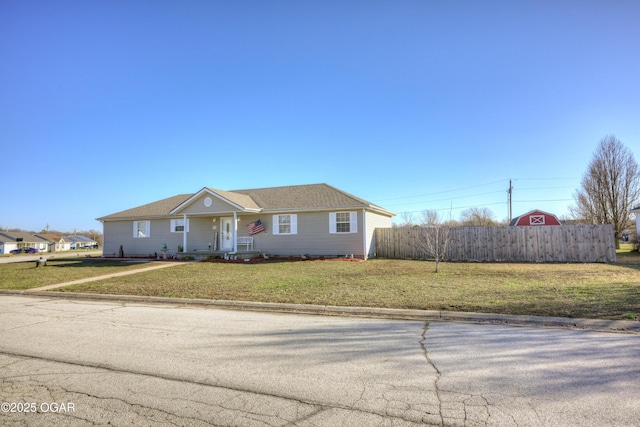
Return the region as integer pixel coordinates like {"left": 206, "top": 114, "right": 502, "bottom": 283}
{"left": 398, "top": 201, "right": 508, "bottom": 215}
{"left": 396, "top": 198, "right": 574, "bottom": 216}
{"left": 381, "top": 177, "right": 579, "bottom": 221}
{"left": 517, "top": 186, "right": 576, "bottom": 191}
{"left": 514, "top": 177, "right": 580, "bottom": 181}
{"left": 373, "top": 179, "right": 509, "bottom": 202}
{"left": 374, "top": 177, "right": 578, "bottom": 204}
{"left": 513, "top": 199, "right": 573, "bottom": 203}
{"left": 383, "top": 190, "right": 504, "bottom": 207}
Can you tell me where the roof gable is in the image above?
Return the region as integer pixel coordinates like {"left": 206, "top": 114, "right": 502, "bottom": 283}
{"left": 170, "top": 187, "right": 261, "bottom": 215}
{"left": 35, "top": 234, "right": 64, "bottom": 242}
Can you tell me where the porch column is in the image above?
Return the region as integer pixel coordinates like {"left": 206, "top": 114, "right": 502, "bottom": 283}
{"left": 183, "top": 214, "right": 188, "bottom": 252}
{"left": 233, "top": 212, "right": 238, "bottom": 253}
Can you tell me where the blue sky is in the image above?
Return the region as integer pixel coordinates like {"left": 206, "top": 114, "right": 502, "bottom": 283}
{"left": 2, "top": 0, "right": 639, "bottom": 232}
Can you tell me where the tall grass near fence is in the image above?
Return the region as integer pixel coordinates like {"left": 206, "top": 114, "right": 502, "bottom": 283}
{"left": 375, "top": 225, "right": 616, "bottom": 263}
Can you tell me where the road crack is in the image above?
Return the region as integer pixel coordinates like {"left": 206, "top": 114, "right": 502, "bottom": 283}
{"left": 0, "top": 349, "right": 430, "bottom": 426}
{"left": 420, "top": 322, "right": 444, "bottom": 426}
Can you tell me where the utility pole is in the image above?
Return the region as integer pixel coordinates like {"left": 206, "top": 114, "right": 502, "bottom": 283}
{"left": 507, "top": 179, "right": 513, "bottom": 222}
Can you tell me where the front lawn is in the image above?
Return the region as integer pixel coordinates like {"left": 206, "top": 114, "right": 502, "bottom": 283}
{"left": 0, "top": 258, "right": 156, "bottom": 290}
{"left": 50, "top": 257, "right": 640, "bottom": 320}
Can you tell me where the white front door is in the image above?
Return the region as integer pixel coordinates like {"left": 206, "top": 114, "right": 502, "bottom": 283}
{"left": 220, "top": 217, "right": 234, "bottom": 251}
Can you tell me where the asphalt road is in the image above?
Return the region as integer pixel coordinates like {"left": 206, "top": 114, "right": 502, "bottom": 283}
{"left": 0, "top": 295, "right": 638, "bottom": 426}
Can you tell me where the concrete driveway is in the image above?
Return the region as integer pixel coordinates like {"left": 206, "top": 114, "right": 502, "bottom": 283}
{"left": 0, "top": 295, "right": 639, "bottom": 426}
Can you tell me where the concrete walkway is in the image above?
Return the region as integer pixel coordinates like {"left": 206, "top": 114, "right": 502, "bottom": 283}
{"left": 25, "top": 262, "right": 184, "bottom": 292}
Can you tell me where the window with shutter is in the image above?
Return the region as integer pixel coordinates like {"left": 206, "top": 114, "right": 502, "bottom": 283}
{"left": 329, "top": 212, "right": 357, "bottom": 233}
{"left": 273, "top": 214, "right": 297, "bottom": 235}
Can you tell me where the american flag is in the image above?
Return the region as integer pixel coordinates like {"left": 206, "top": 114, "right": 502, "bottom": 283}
{"left": 247, "top": 219, "right": 265, "bottom": 235}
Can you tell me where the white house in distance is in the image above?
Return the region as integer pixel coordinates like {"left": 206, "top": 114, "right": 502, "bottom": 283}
{"left": 97, "top": 183, "right": 395, "bottom": 259}
{"left": 0, "top": 231, "right": 50, "bottom": 254}
{"left": 632, "top": 205, "right": 640, "bottom": 238}
{"left": 35, "top": 234, "right": 72, "bottom": 252}
{"left": 64, "top": 235, "right": 98, "bottom": 249}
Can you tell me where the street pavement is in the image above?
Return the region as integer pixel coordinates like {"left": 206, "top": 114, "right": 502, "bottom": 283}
{"left": 0, "top": 295, "right": 639, "bottom": 426}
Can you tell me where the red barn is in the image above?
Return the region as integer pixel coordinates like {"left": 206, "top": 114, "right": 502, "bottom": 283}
{"left": 509, "top": 209, "right": 561, "bottom": 226}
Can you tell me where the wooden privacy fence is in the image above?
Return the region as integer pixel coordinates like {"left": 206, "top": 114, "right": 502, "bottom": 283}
{"left": 374, "top": 225, "right": 616, "bottom": 263}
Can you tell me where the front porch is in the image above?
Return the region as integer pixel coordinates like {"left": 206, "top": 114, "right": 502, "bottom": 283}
{"left": 179, "top": 212, "right": 255, "bottom": 255}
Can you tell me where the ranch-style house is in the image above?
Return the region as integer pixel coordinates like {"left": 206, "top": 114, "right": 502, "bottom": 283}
{"left": 97, "top": 183, "right": 395, "bottom": 259}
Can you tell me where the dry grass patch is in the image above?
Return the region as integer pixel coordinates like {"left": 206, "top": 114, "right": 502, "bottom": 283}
{"left": 56, "top": 258, "right": 640, "bottom": 320}
{"left": 0, "top": 258, "right": 157, "bottom": 290}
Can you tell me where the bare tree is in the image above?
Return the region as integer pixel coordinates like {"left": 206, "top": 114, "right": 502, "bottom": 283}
{"left": 460, "top": 207, "right": 496, "bottom": 226}
{"left": 417, "top": 209, "right": 451, "bottom": 272}
{"left": 398, "top": 211, "right": 417, "bottom": 227}
{"left": 571, "top": 135, "right": 640, "bottom": 246}
{"left": 420, "top": 209, "right": 440, "bottom": 226}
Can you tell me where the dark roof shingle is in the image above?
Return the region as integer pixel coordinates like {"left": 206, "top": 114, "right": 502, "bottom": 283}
{"left": 232, "top": 183, "right": 383, "bottom": 211}
{"left": 97, "top": 194, "right": 193, "bottom": 221}
{"left": 98, "top": 184, "right": 393, "bottom": 221}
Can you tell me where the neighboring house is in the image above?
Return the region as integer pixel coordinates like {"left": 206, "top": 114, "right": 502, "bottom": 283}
{"left": 0, "top": 231, "right": 50, "bottom": 253}
{"left": 35, "top": 234, "right": 72, "bottom": 252}
{"left": 509, "top": 209, "right": 562, "bottom": 226}
{"left": 0, "top": 234, "right": 11, "bottom": 254}
{"left": 631, "top": 206, "right": 640, "bottom": 238}
{"left": 64, "top": 235, "right": 98, "bottom": 250}
{"left": 97, "top": 183, "right": 395, "bottom": 259}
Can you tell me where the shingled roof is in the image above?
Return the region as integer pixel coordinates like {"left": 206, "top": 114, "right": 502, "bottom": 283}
{"left": 202, "top": 188, "right": 262, "bottom": 211}
{"left": 0, "top": 231, "right": 50, "bottom": 243}
{"left": 97, "top": 194, "right": 193, "bottom": 221}
{"left": 98, "top": 184, "right": 393, "bottom": 221}
{"left": 231, "top": 183, "right": 380, "bottom": 211}
{"left": 35, "top": 233, "right": 65, "bottom": 243}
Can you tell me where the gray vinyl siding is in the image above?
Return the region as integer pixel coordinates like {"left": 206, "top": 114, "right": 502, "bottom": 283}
{"left": 102, "top": 219, "right": 180, "bottom": 256}
{"left": 102, "top": 210, "right": 393, "bottom": 257}
{"left": 103, "top": 217, "right": 223, "bottom": 256}
{"left": 364, "top": 210, "right": 393, "bottom": 258}
{"left": 184, "top": 217, "right": 222, "bottom": 250}
{"left": 237, "top": 211, "right": 364, "bottom": 257}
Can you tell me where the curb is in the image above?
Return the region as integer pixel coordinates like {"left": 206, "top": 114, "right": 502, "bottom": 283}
{"left": 2, "top": 289, "right": 639, "bottom": 334}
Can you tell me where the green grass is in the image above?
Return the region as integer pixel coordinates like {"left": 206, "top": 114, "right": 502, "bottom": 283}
{"left": 54, "top": 256, "right": 640, "bottom": 320}
{"left": 2, "top": 253, "right": 639, "bottom": 320}
{"left": 616, "top": 244, "right": 640, "bottom": 265}
{"left": 0, "top": 258, "right": 156, "bottom": 290}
